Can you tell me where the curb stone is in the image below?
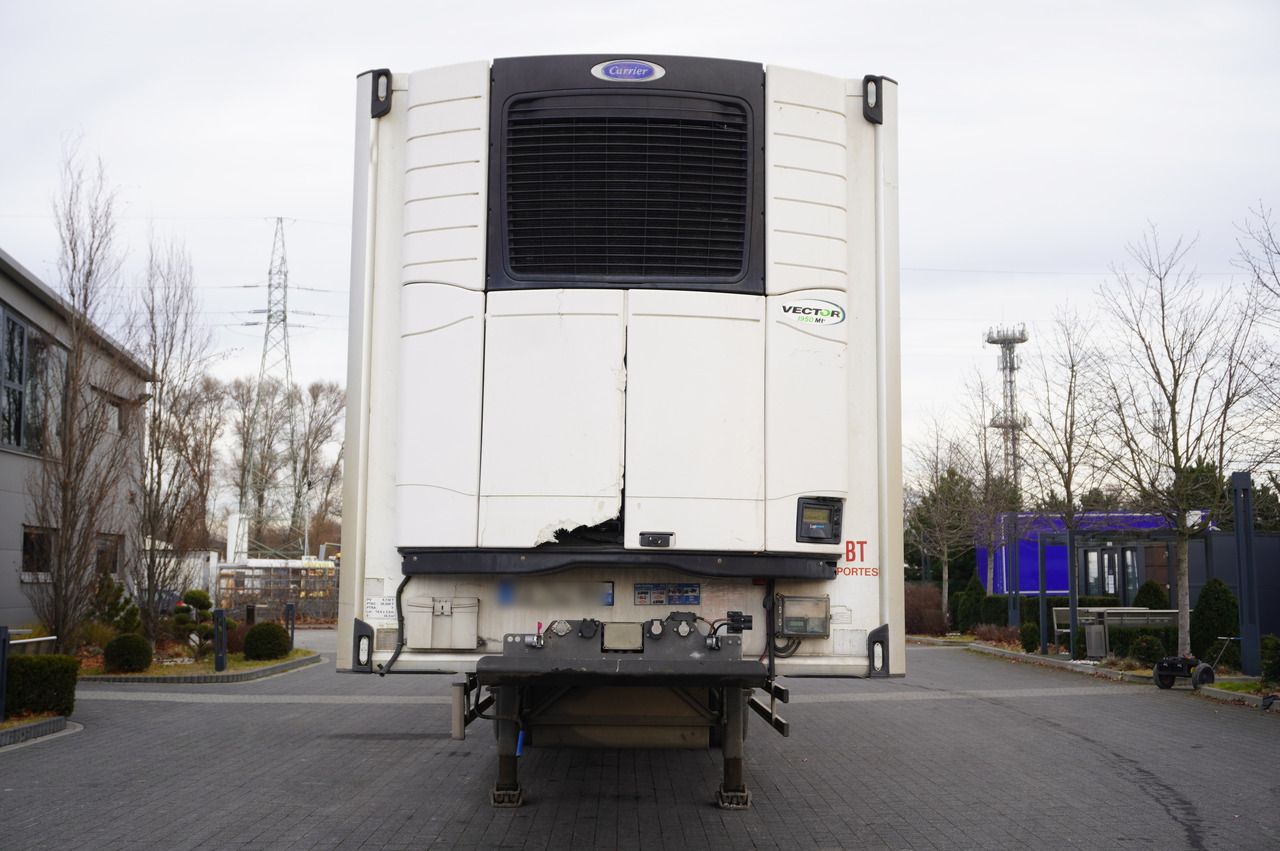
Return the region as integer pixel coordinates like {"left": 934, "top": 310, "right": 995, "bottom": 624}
{"left": 907, "top": 636, "right": 975, "bottom": 648}
{"left": 0, "top": 715, "right": 68, "bottom": 748}
{"left": 958, "top": 641, "right": 1278, "bottom": 712}
{"left": 78, "top": 651, "right": 321, "bottom": 684}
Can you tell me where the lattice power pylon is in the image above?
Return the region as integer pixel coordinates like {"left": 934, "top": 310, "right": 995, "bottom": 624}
{"left": 235, "top": 218, "right": 304, "bottom": 559}
{"left": 985, "top": 324, "right": 1029, "bottom": 493}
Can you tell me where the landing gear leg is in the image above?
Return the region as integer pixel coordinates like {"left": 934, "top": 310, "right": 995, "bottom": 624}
{"left": 491, "top": 686, "right": 524, "bottom": 807}
{"left": 716, "top": 686, "right": 752, "bottom": 809}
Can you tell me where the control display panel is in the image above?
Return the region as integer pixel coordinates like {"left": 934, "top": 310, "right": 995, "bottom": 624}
{"left": 775, "top": 594, "right": 831, "bottom": 638}
{"left": 796, "top": 496, "right": 843, "bottom": 544}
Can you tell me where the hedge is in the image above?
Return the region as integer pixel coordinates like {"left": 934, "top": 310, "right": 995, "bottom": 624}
{"left": 980, "top": 596, "right": 1008, "bottom": 627}
{"left": 971, "top": 595, "right": 1122, "bottom": 628}
{"left": 5, "top": 654, "right": 80, "bottom": 718}
{"left": 951, "top": 591, "right": 1122, "bottom": 631}
{"left": 1107, "top": 626, "right": 1177, "bottom": 660}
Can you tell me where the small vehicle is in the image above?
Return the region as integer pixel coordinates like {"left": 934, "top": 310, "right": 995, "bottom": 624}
{"left": 1154, "top": 636, "right": 1239, "bottom": 689}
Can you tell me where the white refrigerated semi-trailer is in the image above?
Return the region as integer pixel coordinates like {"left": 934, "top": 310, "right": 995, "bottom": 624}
{"left": 338, "top": 55, "right": 903, "bottom": 807}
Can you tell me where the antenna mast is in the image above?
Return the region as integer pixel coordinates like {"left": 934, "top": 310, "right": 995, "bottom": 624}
{"left": 985, "top": 324, "right": 1029, "bottom": 493}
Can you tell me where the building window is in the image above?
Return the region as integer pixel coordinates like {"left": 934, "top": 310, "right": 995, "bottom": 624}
{"left": 21, "top": 526, "right": 56, "bottom": 581}
{"left": 96, "top": 534, "right": 123, "bottom": 576}
{"left": 2, "top": 304, "right": 63, "bottom": 454}
{"left": 2, "top": 313, "right": 25, "bottom": 447}
{"left": 96, "top": 391, "right": 128, "bottom": 436}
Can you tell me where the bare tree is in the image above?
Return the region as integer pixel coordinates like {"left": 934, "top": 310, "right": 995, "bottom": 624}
{"left": 308, "top": 437, "right": 344, "bottom": 553}
{"left": 1020, "top": 308, "right": 1107, "bottom": 525}
{"left": 1237, "top": 203, "right": 1280, "bottom": 322}
{"left": 963, "top": 371, "right": 1019, "bottom": 593}
{"left": 1097, "top": 226, "right": 1272, "bottom": 654}
{"left": 127, "top": 236, "right": 220, "bottom": 641}
{"left": 226, "top": 375, "right": 291, "bottom": 555}
{"left": 170, "top": 375, "right": 228, "bottom": 551}
{"left": 906, "top": 419, "right": 975, "bottom": 616}
{"left": 23, "top": 148, "right": 139, "bottom": 653}
{"left": 292, "top": 380, "right": 345, "bottom": 556}
{"left": 224, "top": 376, "right": 344, "bottom": 558}
{"left": 1235, "top": 204, "right": 1280, "bottom": 439}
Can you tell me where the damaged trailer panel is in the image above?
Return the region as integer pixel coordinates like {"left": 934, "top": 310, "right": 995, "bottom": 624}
{"left": 338, "top": 55, "right": 903, "bottom": 808}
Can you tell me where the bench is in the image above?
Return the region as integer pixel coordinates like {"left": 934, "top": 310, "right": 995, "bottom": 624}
{"left": 10, "top": 636, "right": 58, "bottom": 655}
{"left": 2, "top": 630, "right": 58, "bottom": 656}
{"left": 1102, "top": 610, "right": 1178, "bottom": 629}
{"left": 1052, "top": 608, "right": 1175, "bottom": 657}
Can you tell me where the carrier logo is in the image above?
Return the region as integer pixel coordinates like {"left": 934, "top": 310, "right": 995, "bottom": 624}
{"left": 591, "top": 59, "right": 666, "bottom": 82}
{"left": 781, "top": 299, "right": 845, "bottom": 326}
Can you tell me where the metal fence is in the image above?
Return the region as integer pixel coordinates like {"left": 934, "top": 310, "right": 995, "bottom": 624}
{"left": 215, "top": 564, "right": 337, "bottom": 623}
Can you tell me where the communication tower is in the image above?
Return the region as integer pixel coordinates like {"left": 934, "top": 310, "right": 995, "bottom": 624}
{"left": 985, "top": 324, "right": 1029, "bottom": 492}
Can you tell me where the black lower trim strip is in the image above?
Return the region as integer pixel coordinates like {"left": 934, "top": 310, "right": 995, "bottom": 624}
{"left": 475, "top": 655, "right": 768, "bottom": 688}
{"left": 399, "top": 547, "right": 837, "bottom": 579}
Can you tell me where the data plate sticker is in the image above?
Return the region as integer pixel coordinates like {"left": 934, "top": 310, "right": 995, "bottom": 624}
{"left": 364, "top": 596, "right": 397, "bottom": 621}
{"left": 633, "top": 583, "right": 701, "bottom": 606}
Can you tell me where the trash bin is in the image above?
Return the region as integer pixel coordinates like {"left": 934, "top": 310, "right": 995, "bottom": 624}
{"left": 1085, "top": 624, "right": 1108, "bottom": 658}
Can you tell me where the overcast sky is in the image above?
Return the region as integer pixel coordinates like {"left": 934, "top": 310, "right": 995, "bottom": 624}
{"left": 2, "top": 0, "right": 1278, "bottom": 449}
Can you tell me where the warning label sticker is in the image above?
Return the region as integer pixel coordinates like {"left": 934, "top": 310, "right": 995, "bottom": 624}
{"left": 364, "top": 596, "right": 397, "bottom": 621}
{"left": 633, "top": 583, "right": 701, "bottom": 606}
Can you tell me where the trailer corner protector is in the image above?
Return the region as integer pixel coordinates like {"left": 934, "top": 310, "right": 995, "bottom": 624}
{"left": 868, "top": 623, "right": 890, "bottom": 676}
{"left": 352, "top": 618, "right": 375, "bottom": 673}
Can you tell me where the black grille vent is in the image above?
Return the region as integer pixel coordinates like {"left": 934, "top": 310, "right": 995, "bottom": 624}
{"left": 502, "top": 95, "right": 751, "bottom": 282}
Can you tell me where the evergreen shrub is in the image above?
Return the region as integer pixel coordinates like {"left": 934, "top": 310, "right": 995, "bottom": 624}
{"left": 1020, "top": 621, "right": 1039, "bottom": 653}
{"left": 183, "top": 589, "right": 212, "bottom": 611}
{"left": 104, "top": 633, "right": 153, "bottom": 673}
{"left": 1131, "top": 580, "right": 1170, "bottom": 610}
{"left": 1190, "top": 578, "right": 1240, "bottom": 670}
{"left": 957, "top": 576, "right": 985, "bottom": 634}
{"left": 1261, "top": 635, "right": 1280, "bottom": 684}
{"left": 1130, "top": 634, "right": 1166, "bottom": 667}
{"left": 93, "top": 580, "right": 141, "bottom": 634}
{"left": 243, "top": 622, "right": 291, "bottom": 661}
{"left": 4, "top": 655, "right": 80, "bottom": 718}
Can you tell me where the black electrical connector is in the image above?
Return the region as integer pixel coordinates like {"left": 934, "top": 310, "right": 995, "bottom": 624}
{"left": 726, "top": 611, "right": 753, "bottom": 634}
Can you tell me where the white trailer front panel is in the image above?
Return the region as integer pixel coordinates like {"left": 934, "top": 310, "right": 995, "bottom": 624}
{"left": 340, "top": 56, "right": 902, "bottom": 680}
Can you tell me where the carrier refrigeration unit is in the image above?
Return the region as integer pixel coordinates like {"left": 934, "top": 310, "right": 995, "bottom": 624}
{"left": 339, "top": 54, "right": 904, "bottom": 808}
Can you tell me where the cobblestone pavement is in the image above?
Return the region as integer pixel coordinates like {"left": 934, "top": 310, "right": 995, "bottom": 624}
{"left": 2, "top": 632, "right": 1277, "bottom": 850}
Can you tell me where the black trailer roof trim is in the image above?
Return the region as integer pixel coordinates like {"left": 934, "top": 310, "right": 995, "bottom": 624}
{"left": 399, "top": 547, "right": 838, "bottom": 579}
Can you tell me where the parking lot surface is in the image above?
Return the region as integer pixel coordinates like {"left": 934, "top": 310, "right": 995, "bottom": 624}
{"left": 2, "top": 631, "right": 1276, "bottom": 850}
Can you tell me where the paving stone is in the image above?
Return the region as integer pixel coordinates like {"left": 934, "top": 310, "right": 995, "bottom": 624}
{"left": 1, "top": 632, "right": 1276, "bottom": 849}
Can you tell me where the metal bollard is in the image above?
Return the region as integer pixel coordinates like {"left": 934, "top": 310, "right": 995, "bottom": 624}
{"left": 285, "top": 603, "right": 296, "bottom": 650}
{"left": 213, "top": 609, "right": 228, "bottom": 673}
